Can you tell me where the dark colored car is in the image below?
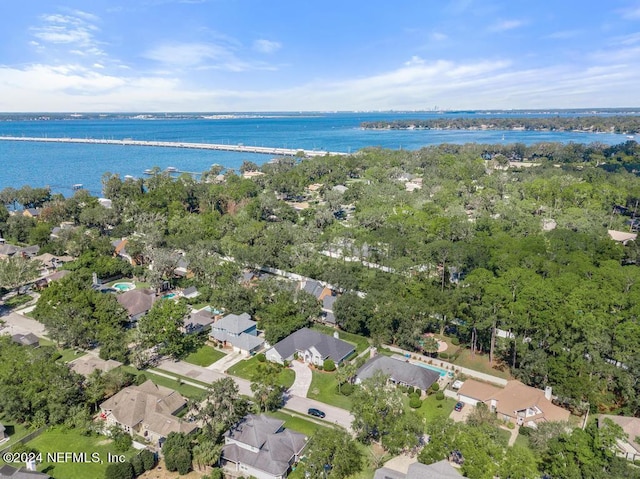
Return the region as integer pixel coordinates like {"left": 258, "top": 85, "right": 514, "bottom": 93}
{"left": 454, "top": 402, "right": 465, "bottom": 412}
{"left": 308, "top": 408, "right": 326, "bottom": 418}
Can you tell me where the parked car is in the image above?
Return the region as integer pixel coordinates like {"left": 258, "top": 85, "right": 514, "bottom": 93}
{"left": 308, "top": 408, "right": 326, "bottom": 418}
{"left": 454, "top": 402, "right": 465, "bottom": 412}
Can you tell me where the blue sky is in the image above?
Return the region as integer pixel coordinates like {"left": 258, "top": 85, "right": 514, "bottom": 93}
{"left": 1, "top": 0, "right": 640, "bottom": 111}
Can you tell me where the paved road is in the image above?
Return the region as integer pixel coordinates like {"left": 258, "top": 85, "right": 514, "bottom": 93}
{"left": 156, "top": 357, "right": 354, "bottom": 431}
{"left": 284, "top": 394, "right": 354, "bottom": 432}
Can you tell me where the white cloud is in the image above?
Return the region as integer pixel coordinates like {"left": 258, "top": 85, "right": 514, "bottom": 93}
{"left": 30, "top": 10, "right": 106, "bottom": 59}
{"left": 488, "top": 19, "right": 525, "bottom": 32}
{"left": 253, "top": 39, "right": 281, "bottom": 54}
{"left": 430, "top": 32, "right": 448, "bottom": 42}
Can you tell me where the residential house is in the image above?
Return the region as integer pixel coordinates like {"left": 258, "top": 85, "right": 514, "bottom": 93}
{"left": 116, "top": 289, "right": 157, "bottom": 322}
{"left": 210, "top": 313, "right": 264, "bottom": 355}
{"left": 182, "top": 286, "right": 199, "bottom": 299}
{"left": 374, "top": 460, "right": 466, "bottom": 479}
{"left": 99, "top": 380, "right": 196, "bottom": 448}
{"left": 183, "top": 308, "right": 214, "bottom": 334}
{"left": 321, "top": 292, "right": 338, "bottom": 325}
{"left": 111, "top": 238, "right": 135, "bottom": 264}
{"left": 456, "top": 379, "right": 570, "bottom": 427}
{"left": 608, "top": 229, "right": 638, "bottom": 245}
{"left": 0, "top": 423, "right": 7, "bottom": 444}
{"left": 0, "top": 244, "right": 39, "bottom": 260}
{"left": 22, "top": 208, "right": 41, "bottom": 219}
{"left": 355, "top": 355, "right": 440, "bottom": 396}
{"left": 221, "top": 414, "right": 307, "bottom": 479}
{"left": 0, "top": 465, "right": 51, "bottom": 478}
{"left": 598, "top": 415, "right": 640, "bottom": 461}
{"left": 10, "top": 333, "right": 40, "bottom": 348}
{"left": 69, "top": 356, "right": 122, "bottom": 377}
{"left": 265, "top": 327, "right": 354, "bottom": 366}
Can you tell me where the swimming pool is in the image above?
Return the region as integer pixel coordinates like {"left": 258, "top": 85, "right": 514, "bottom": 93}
{"left": 162, "top": 293, "right": 177, "bottom": 299}
{"left": 202, "top": 306, "right": 223, "bottom": 315}
{"left": 416, "top": 362, "right": 450, "bottom": 378}
{"left": 112, "top": 282, "right": 135, "bottom": 292}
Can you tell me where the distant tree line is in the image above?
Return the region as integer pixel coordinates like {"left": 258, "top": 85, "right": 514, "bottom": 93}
{"left": 361, "top": 115, "right": 640, "bottom": 134}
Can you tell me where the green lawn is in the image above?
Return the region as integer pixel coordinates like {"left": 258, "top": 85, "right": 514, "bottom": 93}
{"left": 269, "top": 411, "right": 332, "bottom": 436}
{"left": 227, "top": 356, "right": 295, "bottom": 389}
{"left": 119, "top": 366, "right": 206, "bottom": 400}
{"left": 26, "top": 428, "right": 136, "bottom": 479}
{"left": 514, "top": 432, "right": 530, "bottom": 449}
{"left": 0, "top": 416, "right": 31, "bottom": 451}
{"left": 184, "top": 345, "right": 226, "bottom": 367}
{"left": 408, "top": 395, "right": 457, "bottom": 426}
{"left": 451, "top": 348, "right": 512, "bottom": 380}
{"left": 312, "top": 325, "right": 370, "bottom": 354}
{"left": 307, "top": 370, "right": 353, "bottom": 410}
{"left": 57, "top": 348, "right": 87, "bottom": 364}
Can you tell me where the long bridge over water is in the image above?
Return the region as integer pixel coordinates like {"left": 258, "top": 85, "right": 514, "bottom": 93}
{"left": 0, "top": 136, "right": 348, "bottom": 157}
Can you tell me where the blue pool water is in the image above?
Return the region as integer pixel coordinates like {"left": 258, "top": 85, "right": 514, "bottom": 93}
{"left": 416, "top": 362, "right": 449, "bottom": 377}
{"left": 162, "top": 293, "right": 177, "bottom": 299}
{"left": 203, "top": 306, "right": 223, "bottom": 315}
{"left": 113, "top": 282, "right": 135, "bottom": 292}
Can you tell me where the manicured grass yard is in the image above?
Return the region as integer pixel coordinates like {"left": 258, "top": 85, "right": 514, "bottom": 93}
{"left": 0, "top": 416, "right": 30, "bottom": 451}
{"left": 408, "top": 394, "right": 457, "bottom": 426}
{"left": 306, "top": 370, "right": 353, "bottom": 410}
{"left": 57, "top": 348, "right": 87, "bottom": 364}
{"left": 184, "top": 345, "right": 226, "bottom": 367}
{"left": 269, "top": 411, "right": 332, "bottom": 437}
{"left": 452, "top": 349, "right": 512, "bottom": 380}
{"left": 227, "top": 356, "right": 295, "bottom": 389}
{"left": 119, "top": 366, "right": 206, "bottom": 400}
{"left": 26, "top": 428, "right": 136, "bottom": 479}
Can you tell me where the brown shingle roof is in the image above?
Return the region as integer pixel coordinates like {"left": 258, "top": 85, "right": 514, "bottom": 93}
{"left": 116, "top": 289, "right": 156, "bottom": 317}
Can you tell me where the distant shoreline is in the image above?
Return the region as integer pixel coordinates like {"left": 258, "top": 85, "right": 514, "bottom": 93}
{"left": 361, "top": 115, "right": 640, "bottom": 135}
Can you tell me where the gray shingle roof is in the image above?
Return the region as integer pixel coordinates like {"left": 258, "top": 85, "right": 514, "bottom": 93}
{"left": 214, "top": 313, "right": 255, "bottom": 334}
{"left": 223, "top": 415, "right": 307, "bottom": 477}
{"left": 322, "top": 294, "right": 337, "bottom": 311}
{"left": 271, "top": 327, "right": 354, "bottom": 363}
{"left": 356, "top": 356, "right": 440, "bottom": 392}
{"left": 116, "top": 289, "right": 156, "bottom": 317}
{"left": 303, "top": 280, "right": 325, "bottom": 298}
{"left": 0, "top": 465, "right": 51, "bottom": 478}
{"left": 374, "top": 461, "right": 465, "bottom": 479}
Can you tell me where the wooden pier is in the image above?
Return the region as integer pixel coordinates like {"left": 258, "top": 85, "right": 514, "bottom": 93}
{"left": 0, "top": 136, "right": 347, "bottom": 157}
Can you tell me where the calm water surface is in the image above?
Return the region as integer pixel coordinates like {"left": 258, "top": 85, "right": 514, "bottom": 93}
{"left": 0, "top": 112, "right": 630, "bottom": 196}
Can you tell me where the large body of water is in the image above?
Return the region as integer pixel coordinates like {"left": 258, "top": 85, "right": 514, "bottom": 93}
{"left": 0, "top": 111, "right": 632, "bottom": 196}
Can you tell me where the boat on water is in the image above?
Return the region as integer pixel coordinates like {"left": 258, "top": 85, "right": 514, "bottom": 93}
{"left": 166, "top": 166, "right": 178, "bottom": 172}
{"left": 627, "top": 135, "right": 635, "bottom": 139}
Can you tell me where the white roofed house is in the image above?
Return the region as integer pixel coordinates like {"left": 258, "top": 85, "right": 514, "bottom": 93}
{"left": 221, "top": 414, "right": 307, "bottom": 479}
{"left": 265, "top": 327, "right": 355, "bottom": 366}
{"left": 209, "top": 313, "right": 264, "bottom": 355}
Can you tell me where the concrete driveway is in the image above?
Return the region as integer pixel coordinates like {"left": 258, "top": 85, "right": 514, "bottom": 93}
{"left": 288, "top": 360, "right": 312, "bottom": 397}
{"left": 449, "top": 403, "right": 473, "bottom": 423}
{"left": 284, "top": 394, "right": 354, "bottom": 432}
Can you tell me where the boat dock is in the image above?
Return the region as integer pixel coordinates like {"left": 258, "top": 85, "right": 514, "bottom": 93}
{"left": 0, "top": 136, "right": 347, "bottom": 157}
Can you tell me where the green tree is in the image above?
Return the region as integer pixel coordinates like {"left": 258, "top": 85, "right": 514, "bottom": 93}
{"left": 162, "top": 432, "right": 193, "bottom": 474}
{"left": 104, "top": 461, "right": 134, "bottom": 479}
{"left": 0, "top": 255, "right": 40, "bottom": 293}
{"left": 304, "top": 428, "right": 363, "bottom": 479}
{"left": 250, "top": 362, "right": 285, "bottom": 412}
{"left": 190, "top": 377, "right": 248, "bottom": 442}
{"left": 137, "top": 300, "right": 189, "bottom": 359}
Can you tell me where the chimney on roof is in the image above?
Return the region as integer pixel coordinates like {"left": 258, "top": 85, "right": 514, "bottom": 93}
{"left": 544, "top": 386, "right": 552, "bottom": 401}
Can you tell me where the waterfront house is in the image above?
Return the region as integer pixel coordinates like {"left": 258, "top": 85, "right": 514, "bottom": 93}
{"left": 265, "top": 327, "right": 354, "bottom": 366}
{"left": 221, "top": 414, "right": 307, "bottom": 479}
{"left": 99, "top": 380, "right": 196, "bottom": 448}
